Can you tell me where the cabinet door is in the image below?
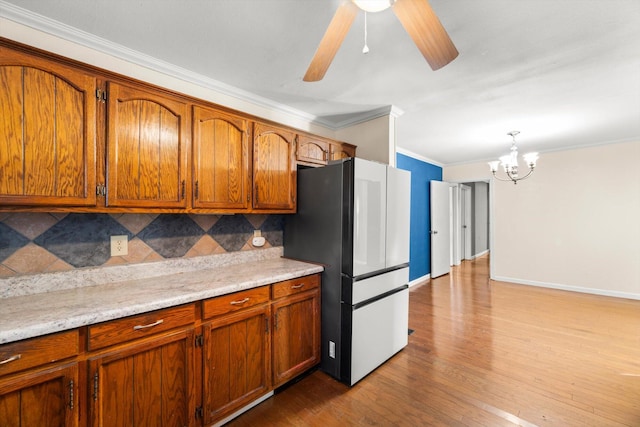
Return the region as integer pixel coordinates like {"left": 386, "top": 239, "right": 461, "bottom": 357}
{"left": 252, "top": 123, "right": 296, "bottom": 212}
{"left": 330, "top": 142, "right": 356, "bottom": 161}
{"left": 106, "top": 82, "right": 188, "bottom": 208}
{"left": 0, "top": 45, "right": 97, "bottom": 207}
{"left": 296, "top": 134, "right": 329, "bottom": 166}
{"left": 272, "top": 287, "right": 321, "bottom": 387}
{"left": 88, "top": 329, "right": 195, "bottom": 427}
{"left": 192, "top": 106, "right": 250, "bottom": 210}
{"left": 203, "top": 305, "right": 270, "bottom": 424}
{"left": 0, "top": 363, "right": 79, "bottom": 427}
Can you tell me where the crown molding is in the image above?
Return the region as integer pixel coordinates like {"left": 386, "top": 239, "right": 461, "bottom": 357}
{"left": 321, "top": 105, "right": 405, "bottom": 129}
{"left": 1, "top": 1, "right": 401, "bottom": 131}
{"left": 396, "top": 147, "right": 444, "bottom": 167}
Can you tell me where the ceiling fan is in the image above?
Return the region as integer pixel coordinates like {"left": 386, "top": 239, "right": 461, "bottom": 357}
{"left": 303, "top": 0, "right": 458, "bottom": 82}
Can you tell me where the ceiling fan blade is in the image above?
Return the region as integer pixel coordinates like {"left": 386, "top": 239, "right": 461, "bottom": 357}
{"left": 392, "top": 0, "right": 458, "bottom": 70}
{"left": 303, "top": 1, "right": 358, "bottom": 82}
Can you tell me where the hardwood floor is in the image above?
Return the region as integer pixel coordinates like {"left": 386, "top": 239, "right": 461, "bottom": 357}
{"left": 227, "top": 255, "right": 640, "bottom": 426}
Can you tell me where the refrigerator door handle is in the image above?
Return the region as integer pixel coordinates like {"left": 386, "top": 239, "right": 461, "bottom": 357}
{"left": 352, "top": 285, "right": 408, "bottom": 310}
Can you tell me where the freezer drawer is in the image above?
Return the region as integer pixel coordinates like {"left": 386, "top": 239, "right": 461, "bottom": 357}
{"left": 350, "top": 286, "right": 409, "bottom": 385}
{"left": 351, "top": 267, "right": 409, "bottom": 305}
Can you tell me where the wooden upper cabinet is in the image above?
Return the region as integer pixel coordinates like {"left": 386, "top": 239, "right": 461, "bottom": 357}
{"left": 252, "top": 122, "right": 296, "bottom": 212}
{"left": 192, "top": 106, "right": 250, "bottom": 210}
{"left": 106, "top": 82, "right": 188, "bottom": 208}
{"left": 330, "top": 141, "right": 356, "bottom": 161}
{"left": 0, "top": 45, "right": 97, "bottom": 207}
{"left": 296, "top": 134, "right": 329, "bottom": 166}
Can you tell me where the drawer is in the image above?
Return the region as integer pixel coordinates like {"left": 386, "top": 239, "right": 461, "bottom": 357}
{"left": 203, "top": 286, "right": 270, "bottom": 319}
{"left": 88, "top": 304, "right": 196, "bottom": 351}
{"left": 272, "top": 274, "right": 320, "bottom": 299}
{"left": 0, "top": 330, "right": 79, "bottom": 377}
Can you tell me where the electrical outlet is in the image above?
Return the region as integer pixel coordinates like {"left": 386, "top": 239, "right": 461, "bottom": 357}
{"left": 110, "top": 235, "right": 128, "bottom": 256}
{"left": 329, "top": 341, "right": 336, "bottom": 358}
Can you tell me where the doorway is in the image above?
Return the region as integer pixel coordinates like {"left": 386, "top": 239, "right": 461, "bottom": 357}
{"left": 430, "top": 180, "right": 491, "bottom": 279}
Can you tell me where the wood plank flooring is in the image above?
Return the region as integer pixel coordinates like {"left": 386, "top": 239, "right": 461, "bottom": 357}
{"left": 227, "top": 255, "right": 640, "bottom": 426}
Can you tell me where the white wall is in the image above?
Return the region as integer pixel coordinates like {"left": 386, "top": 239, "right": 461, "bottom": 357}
{"left": 444, "top": 140, "right": 640, "bottom": 300}
{"left": 335, "top": 115, "right": 393, "bottom": 165}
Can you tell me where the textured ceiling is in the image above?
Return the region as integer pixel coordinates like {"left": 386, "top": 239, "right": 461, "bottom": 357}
{"left": 3, "top": 0, "right": 640, "bottom": 165}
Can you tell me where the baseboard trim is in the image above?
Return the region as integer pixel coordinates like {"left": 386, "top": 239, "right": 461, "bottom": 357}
{"left": 408, "top": 274, "right": 430, "bottom": 288}
{"left": 473, "top": 249, "right": 489, "bottom": 259}
{"left": 212, "top": 391, "right": 274, "bottom": 427}
{"left": 491, "top": 275, "right": 640, "bottom": 301}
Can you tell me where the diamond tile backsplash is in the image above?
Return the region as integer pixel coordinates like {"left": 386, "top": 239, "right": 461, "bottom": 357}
{"left": 0, "top": 213, "right": 285, "bottom": 277}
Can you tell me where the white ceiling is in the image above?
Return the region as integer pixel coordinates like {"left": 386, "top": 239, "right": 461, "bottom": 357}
{"left": 3, "top": 0, "right": 640, "bottom": 165}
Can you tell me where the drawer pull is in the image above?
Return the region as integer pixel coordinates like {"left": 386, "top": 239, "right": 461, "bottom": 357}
{"left": 230, "top": 297, "right": 250, "bottom": 305}
{"left": 291, "top": 283, "right": 305, "bottom": 289}
{"left": 0, "top": 354, "right": 21, "bottom": 365}
{"left": 133, "top": 319, "right": 164, "bottom": 330}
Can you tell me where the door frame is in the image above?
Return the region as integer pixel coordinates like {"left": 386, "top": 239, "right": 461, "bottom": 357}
{"left": 447, "top": 180, "right": 494, "bottom": 279}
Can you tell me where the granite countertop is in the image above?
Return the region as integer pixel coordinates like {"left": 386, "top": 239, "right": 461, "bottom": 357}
{"left": 0, "top": 249, "right": 323, "bottom": 345}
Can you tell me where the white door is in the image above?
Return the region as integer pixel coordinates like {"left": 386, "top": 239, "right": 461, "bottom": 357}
{"left": 430, "top": 180, "right": 451, "bottom": 278}
{"left": 386, "top": 167, "right": 411, "bottom": 268}
{"left": 353, "top": 158, "right": 387, "bottom": 276}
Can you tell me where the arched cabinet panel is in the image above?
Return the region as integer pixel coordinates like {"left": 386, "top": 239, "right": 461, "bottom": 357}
{"left": 0, "top": 46, "right": 96, "bottom": 207}
{"left": 106, "top": 82, "right": 188, "bottom": 208}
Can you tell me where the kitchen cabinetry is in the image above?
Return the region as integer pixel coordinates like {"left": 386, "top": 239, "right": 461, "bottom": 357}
{"left": 271, "top": 275, "right": 321, "bottom": 387}
{"left": 105, "top": 82, "right": 189, "bottom": 208}
{"left": 192, "top": 105, "right": 251, "bottom": 211}
{"left": 252, "top": 122, "right": 296, "bottom": 212}
{"left": 0, "top": 271, "right": 321, "bottom": 427}
{"left": 0, "top": 41, "right": 358, "bottom": 213}
{"left": 296, "top": 134, "right": 330, "bottom": 166}
{"left": 330, "top": 141, "right": 356, "bottom": 161}
{"left": 202, "top": 287, "right": 271, "bottom": 423}
{"left": 87, "top": 304, "right": 196, "bottom": 427}
{"left": 0, "top": 45, "right": 97, "bottom": 207}
{"left": 0, "top": 330, "right": 80, "bottom": 426}
{"left": 296, "top": 135, "right": 357, "bottom": 168}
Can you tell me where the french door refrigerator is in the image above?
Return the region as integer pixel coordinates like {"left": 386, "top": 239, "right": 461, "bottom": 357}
{"left": 284, "top": 158, "right": 411, "bottom": 385}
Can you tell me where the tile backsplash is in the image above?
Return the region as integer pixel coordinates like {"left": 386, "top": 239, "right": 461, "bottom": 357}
{"left": 0, "top": 213, "right": 284, "bottom": 277}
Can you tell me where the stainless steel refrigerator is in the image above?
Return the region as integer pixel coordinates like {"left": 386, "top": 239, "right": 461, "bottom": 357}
{"left": 284, "top": 158, "right": 411, "bottom": 385}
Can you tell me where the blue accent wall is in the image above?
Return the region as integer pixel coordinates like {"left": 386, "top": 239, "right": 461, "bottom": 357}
{"left": 396, "top": 153, "right": 442, "bottom": 282}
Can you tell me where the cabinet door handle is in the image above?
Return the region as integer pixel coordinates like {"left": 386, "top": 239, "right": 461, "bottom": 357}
{"left": 181, "top": 180, "right": 186, "bottom": 200}
{"left": 133, "top": 319, "right": 164, "bottom": 330}
{"left": 230, "top": 297, "right": 250, "bottom": 305}
{"left": 0, "top": 354, "right": 21, "bottom": 365}
{"left": 291, "top": 283, "right": 305, "bottom": 289}
{"left": 69, "top": 379, "right": 74, "bottom": 410}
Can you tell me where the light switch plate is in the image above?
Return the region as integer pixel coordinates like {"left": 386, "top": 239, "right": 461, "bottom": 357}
{"left": 110, "top": 235, "right": 128, "bottom": 256}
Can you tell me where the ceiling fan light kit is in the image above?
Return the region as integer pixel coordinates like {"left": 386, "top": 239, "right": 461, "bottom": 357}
{"left": 489, "top": 131, "right": 539, "bottom": 185}
{"left": 353, "top": 0, "right": 394, "bottom": 13}
{"left": 303, "top": 0, "right": 458, "bottom": 82}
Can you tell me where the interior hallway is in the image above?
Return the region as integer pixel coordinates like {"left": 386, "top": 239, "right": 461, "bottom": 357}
{"left": 228, "top": 255, "right": 640, "bottom": 426}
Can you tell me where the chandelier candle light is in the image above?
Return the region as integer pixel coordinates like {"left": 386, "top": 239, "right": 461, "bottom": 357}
{"left": 488, "top": 131, "right": 539, "bottom": 184}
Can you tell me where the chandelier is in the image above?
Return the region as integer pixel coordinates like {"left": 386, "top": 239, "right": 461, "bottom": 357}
{"left": 488, "top": 131, "right": 539, "bottom": 184}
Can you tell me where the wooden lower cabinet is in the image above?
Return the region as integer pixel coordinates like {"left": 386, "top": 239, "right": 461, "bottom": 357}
{"left": 0, "top": 274, "right": 321, "bottom": 427}
{"left": 271, "top": 277, "right": 321, "bottom": 388}
{"left": 0, "top": 362, "right": 79, "bottom": 427}
{"left": 202, "top": 304, "right": 271, "bottom": 424}
{"left": 88, "top": 329, "right": 196, "bottom": 427}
